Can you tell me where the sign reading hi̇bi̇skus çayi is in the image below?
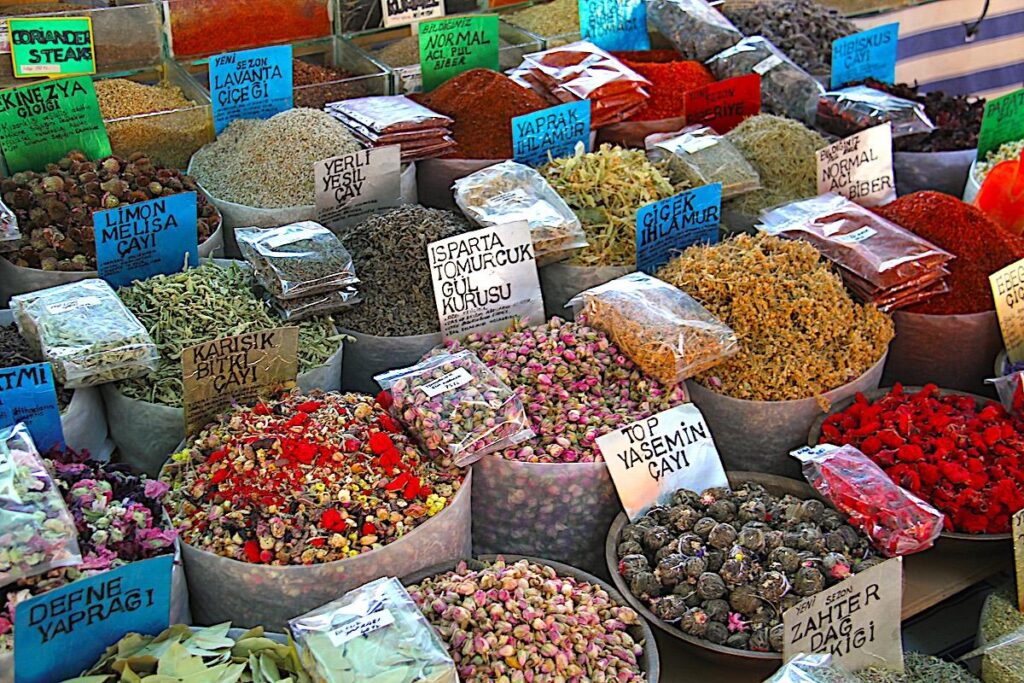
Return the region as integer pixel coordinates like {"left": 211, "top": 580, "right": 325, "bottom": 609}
{"left": 830, "top": 23, "right": 899, "bottom": 89}
{"left": 210, "top": 44, "right": 294, "bottom": 134}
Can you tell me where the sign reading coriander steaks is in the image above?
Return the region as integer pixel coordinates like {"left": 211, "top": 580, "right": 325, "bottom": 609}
{"left": 8, "top": 16, "right": 95, "bottom": 78}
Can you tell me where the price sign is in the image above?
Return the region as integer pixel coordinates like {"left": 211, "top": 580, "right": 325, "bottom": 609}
{"left": 210, "top": 44, "right": 293, "bottom": 134}
{"left": 0, "top": 363, "right": 63, "bottom": 452}
{"left": 511, "top": 100, "right": 591, "bottom": 167}
{"left": 816, "top": 123, "right": 895, "bottom": 207}
{"left": 0, "top": 75, "right": 109, "bottom": 173}
{"left": 8, "top": 17, "right": 95, "bottom": 78}
{"left": 596, "top": 403, "right": 727, "bottom": 520}
{"left": 419, "top": 15, "right": 499, "bottom": 92}
{"left": 783, "top": 557, "right": 904, "bottom": 673}
{"left": 977, "top": 87, "right": 1024, "bottom": 161}
{"left": 831, "top": 23, "right": 899, "bottom": 88}
{"left": 635, "top": 183, "right": 721, "bottom": 274}
{"left": 314, "top": 146, "right": 402, "bottom": 229}
{"left": 579, "top": 0, "right": 649, "bottom": 51}
{"left": 94, "top": 192, "right": 199, "bottom": 288}
{"left": 381, "top": 0, "right": 444, "bottom": 28}
{"left": 991, "top": 257, "right": 1024, "bottom": 364}
{"left": 428, "top": 222, "right": 544, "bottom": 339}
{"left": 683, "top": 74, "right": 761, "bottom": 134}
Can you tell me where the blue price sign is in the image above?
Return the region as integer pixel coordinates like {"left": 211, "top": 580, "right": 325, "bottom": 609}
{"left": 0, "top": 363, "right": 63, "bottom": 452}
{"left": 210, "top": 44, "right": 293, "bottom": 133}
{"left": 94, "top": 192, "right": 199, "bottom": 288}
{"left": 831, "top": 23, "right": 899, "bottom": 88}
{"left": 636, "top": 184, "right": 722, "bottom": 274}
{"left": 579, "top": 0, "right": 650, "bottom": 51}
{"left": 15, "top": 555, "right": 173, "bottom": 683}
{"left": 512, "top": 100, "right": 591, "bottom": 167}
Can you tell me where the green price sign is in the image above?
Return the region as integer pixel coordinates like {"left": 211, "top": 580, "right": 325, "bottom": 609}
{"left": 418, "top": 14, "right": 499, "bottom": 92}
{"left": 0, "top": 75, "right": 110, "bottom": 172}
{"left": 977, "top": 87, "right": 1024, "bottom": 161}
{"left": 8, "top": 16, "right": 96, "bottom": 78}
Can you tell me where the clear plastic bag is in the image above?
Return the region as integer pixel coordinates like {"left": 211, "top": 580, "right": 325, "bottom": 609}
{"left": 766, "top": 653, "right": 859, "bottom": 682}
{"left": 0, "top": 423, "right": 81, "bottom": 588}
{"left": 795, "top": 443, "right": 944, "bottom": 557}
{"left": 646, "top": 125, "right": 762, "bottom": 199}
{"left": 961, "top": 623, "right": 1024, "bottom": 682}
{"left": 986, "top": 372, "right": 1024, "bottom": 414}
{"left": 817, "top": 86, "right": 936, "bottom": 139}
{"left": 11, "top": 279, "right": 158, "bottom": 388}
{"left": 266, "top": 286, "right": 363, "bottom": 322}
{"left": 569, "top": 272, "right": 738, "bottom": 387}
{"left": 289, "top": 577, "right": 457, "bottom": 683}
{"left": 376, "top": 351, "right": 534, "bottom": 467}
{"left": 0, "top": 198, "right": 20, "bottom": 254}
{"left": 706, "top": 37, "right": 825, "bottom": 125}
{"left": 236, "top": 222, "right": 359, "bottom": 300}
{"left": 454, "top": 161, "right": 589, "bottom": 266}
{"left": 647, "top": 0, "right": 743, "bottom": 62}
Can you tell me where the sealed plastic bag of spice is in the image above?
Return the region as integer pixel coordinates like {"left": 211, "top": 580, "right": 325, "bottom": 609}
{"left": 648, "top": 0, "right": 743, "bottom": 62}
{"left": 0, "top": 423, "right": 81, "bottom": 589}
{"left": 289, "top": 576, "right": 457, "bottom": 683}
{"left": 569, "top": 272, "right": 738, "bottom": 386}
{"left": 706, "top": 37, "right": 825, "bottom": 125}
{"left": 817, "top": 86, "right": 936, "bottom": 139}
{"left": 646, "top": 125, "right": 761, "bottom": 199}
{"left": 236, "top": 222, "right": 359, "bottom": 300}
{"left": 376, "top": 351, "right": 534, "bottom": 467}
{"left": 453, "top": 161, "right": 588, "bottom": 265}
{"left": 265, "top": 286, "right": 363, "bottom": 322}
{"left": 795, "top": 443, "right": 944, "bottom": 557}
{"left": 759, "top": 194, "right": 954, "bottom": 311}
{"left": 11, "top": 279, "right": 158, "bottom": 388}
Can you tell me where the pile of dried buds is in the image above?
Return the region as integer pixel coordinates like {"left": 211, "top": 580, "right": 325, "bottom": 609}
{"left": 161, "top": 390, "right": 464, "bottom": 565}
{"left": 447, "top": 319, "right": 688, "bottom": 463}
{"left": 818, "top": 384, "right": 1024, "bottom": 534}
{"left": 408, "top": 557, "right": 647, "bottom": 682}
{"left": 616, "top": 483, "right": 878, "bottom": 652}
{"left": 1, "top": 151, "right": 220, "bottom": 271}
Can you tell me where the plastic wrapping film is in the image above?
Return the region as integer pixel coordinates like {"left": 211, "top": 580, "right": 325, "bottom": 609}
{"left": 236, "top": 223, "right": 359, "bottom": 299}
{"left": 816, "top": 86, "right": 935, "bottom": 139}
{"left": 687, "top": 351, "right": 887, "bottom": 477}
{"left": 961, "top": 624, "right": 1024, "bottom": 682}
{"left": 538, "top": 262, "right": 633, "bottom": 320}
{"left": 894, "top": 149, "right": 975, "bottom": 197}
{"left": 0, "top": 223, "right": 224, "bottom": 306}
{"left": 882, "top": 310, "right": 1000, "bottom": 397}
{"left": 339, "top": 327, "right": 443, "bottom": 395}
{"left": 986, "top": 371, "right": 1024, "bottom": 413}
{"left": 470, "top": 457, "right": 618, "bottom": 578}
{"left": 180, "top": 470, "right": 472, "bottom": 631}
{"left": 765, "top": 653, "right": 858, "bottom": 682}
{"left": 103, "top": 342, "right": 343, "bottom": 478}
{"left": 647, "top": 0, "right": 743, "bottom": 62}
{"left": 646, "top": 126, "right": 762, "bottom": 200}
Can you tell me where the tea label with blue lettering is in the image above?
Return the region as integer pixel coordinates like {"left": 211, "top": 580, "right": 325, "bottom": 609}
{"left": 0, "top": 363, "right": 63, "bottom": 452}
{"left": 579, "top": 0, "right": 649, "bottom": 51}
{"left": 831, "top": 23, "right": 899, "bottom": 88}
{"left": 210, "top": 44, "right": 293, "bottom": 134}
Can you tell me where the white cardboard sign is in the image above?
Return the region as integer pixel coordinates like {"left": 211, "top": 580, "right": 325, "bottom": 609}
{"left": 817, "top": 123, "right": 896, "bottom": 207}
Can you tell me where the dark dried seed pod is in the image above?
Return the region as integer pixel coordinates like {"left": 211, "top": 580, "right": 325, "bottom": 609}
{"left": 655, "top": 538, "right": 681, "bottom": 563}
{"left": 719, "top": 559, "right": 748, "bottom": 585}
{"left": 618, "top": 553, "right": 649, "bottom": 581}
{"left": 704, "top": 549, "right": 725, "bottom": 573}
{"left": 797, "top": 527, "right": 825, "bottom": 552}
{"left": 737, "top": 526, "right": 765, "bottom": 553}
{"left": 821, "top": 552, "right": 852, "bottom": 578}
{"left": 729, "top": 584, "right": 762, "bottom": 616}
{"left": 726, "top": 632, "right": 751, "bottom": 650}
{"left": 618, "top": 540, "right": 644, "bottom": 557}
{"left": 693, "top": 517, "right": 717, "bottom": 539}
{"left": 672, "top": 489, "right": 702, "bottom": 508}
{"left": 825, "top": 530, "right": 850, "bottom": 553}
{"left": 655, "top": 554, "right": 688, "bottom": 587}
{"left": 669, "top": 506, "right": 701, "bottom": 532}
{"left": 635, "top": 516, "right": 658, "bottom": 529}
{"left": 629, "top": 571, "right": 663, "bottom": 600}
{"left": 683, "top": 589, "right": 703, "bottom": 607}
{"left": 750, "top": 627, "right": 773, "bottom": 652}
{"left": 738, "top": 500, "right": 767, "bottom": 523}
{"left": 793, "top": 566, "right": 825, "bottom": 596}
{"left": 837, "top": 525, "right": 861, "bottom": 548}
{"left": 768, "top": 546, "right": 800, "bottom": 573}
{"left": 769, "top": 624, "right": 785, "bottom": 651}
{"left": 647, "top": 505, "right": 673, "bottom": 525}
{"left": 705, "top": 621, "right": 729, "bottom": 644}
{"left": 708, "top": 499, "right": 738, "bottom": 522}
{"left": 683, "top": 555, "right": 707, "bottom": 579}
{"left": 821, "top": 509, "right": 845, "bottom": 530}
{"left": 703, "top": 598, "right": 730, "bottom": 622}
{"left": 642, "top": 525, "right": 674, "bottom": 552}
{"left": 621, "top": 524, "right": 646, "bottom": 544}
{"left": 677, "top": 533, "right": 705, "bottom": 555}
{"left": 696, "top": 572, "right": 727, "bottom": 600}
{"left": 709, "top": 523, "right": 738, "bottom": 550}
{"left": 681, "top": 607, "right": 709, "bottom": 636}
{"left": 651, "top": 594, "right": 689, "bottom": 621}
{"left": 758, "top": 570, "right": 790, "bottom": 601}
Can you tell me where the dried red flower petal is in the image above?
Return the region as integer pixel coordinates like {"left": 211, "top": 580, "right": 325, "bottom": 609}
{"left": 369, "top": 432, "right": 395, "bottom": 455}
{"left": 244, "top": 540, "right": 260, "bottom": 563}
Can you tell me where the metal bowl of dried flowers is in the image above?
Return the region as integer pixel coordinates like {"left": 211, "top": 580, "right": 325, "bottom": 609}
{"left": 808, "top": 385, "right": 1014, "bottom": 543}
{"left": 402, "top": 554, "right": 660, "bottom": 682}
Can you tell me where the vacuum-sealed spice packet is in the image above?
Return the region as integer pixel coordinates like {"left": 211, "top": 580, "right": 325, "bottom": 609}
{"left": 376, "top": 351, "right": 534, "bottom": 467}
{"left": 569, "top": 272, "right": 738, "bottom": 387}
{"left": 646, "top": 125, "right": 761, "bottom": 199}
{"left": 11, "top": 279, "right": 159, "bottom": 388}
{"left": 454, "top": 161, "right": 589, "bottom": 266}
{"left": 706, "top": 36, "right": 825, "bottom": 125}
{"left": 289, "top": 576, "right": 457, "bottom": 683}
{"left": 237, "top": 222, "right": 359, "bottom": 300}
{"left": 264, "top": 286, "right": 363, "bottom": 322}
{"left": 794, "top": 443, "right": 944, "bottom": 557}
{"left": 648, "top": 0, "right": 743, "bottom": 62}
{"left": 817, "top": 86, "right": 936, "bottom": 139}
{"left": 0, "top": 423, "right": 81, "bottom": 588}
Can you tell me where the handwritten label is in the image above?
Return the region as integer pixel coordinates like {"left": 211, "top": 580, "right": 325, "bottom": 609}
{"left": 579, "top": 0, "right": 649, "bottom": 51}
{"left": 816, "top": 123, "right": 895, "bottom": 207}
{"left": 684, "top": 74, "right": 760, "bottom": 134}
{"left": 182, "top": 327, "right": 299, "bottom": 436}
{"left": 1014, "top": 509, "right": 1024, "bottom": 612}
{"left": 419, "top": 15, "right": 499, "bottom": 92}
{"left": 14, "top": 555, "right": 173, "bottom": 683}
{"left": 0, "top": 75, "right": 109, "bottom": 173}
{"left": 382, "top": 0, "right": 444, "bottom": 28}
{"left": 8, "top": 17, "right": 95, "bottom": 78}
{"left": 831, "top": 23, "right": 899, "bottom": 88}
{"left": 93, "top": 192, "right": 198, "bottom": 288}
{"left": 0, "top": 363, "right": 63, "bottom": 452}
{"left": 635, "top": 183, "right": 721, "bottom": 274}
{"left": 783, "top": 557, "right": 904, "bottom": 673}
{"left": 978, "top": 87, "right": 1024, "bottom": 161}
{"left": 314, "top": 146, "right": 401, "bottom": 229}
{"left": 210, "top": 45, "right": 293, "bottom": 134}
{"left": 428, "top": 222, "right": 544, "bottom": 339}
{"left": 991, "top": 257, "right": 1024, "bottom": 364}
{"left": 512, "top": 100, "right": 591, "bottom": 167}
{"left": 419, "top": 367, "right": 474, "bottom": 397}
{"left": 328, "top": 606, "right": 395, "bottom": 645}
{"left": 596, "top": 403, "right": 727, "bottom": 520}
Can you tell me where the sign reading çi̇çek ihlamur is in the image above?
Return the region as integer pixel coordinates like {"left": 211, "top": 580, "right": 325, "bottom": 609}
{"left": 8, "top": 16, "right": 95, "bottom": 78}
